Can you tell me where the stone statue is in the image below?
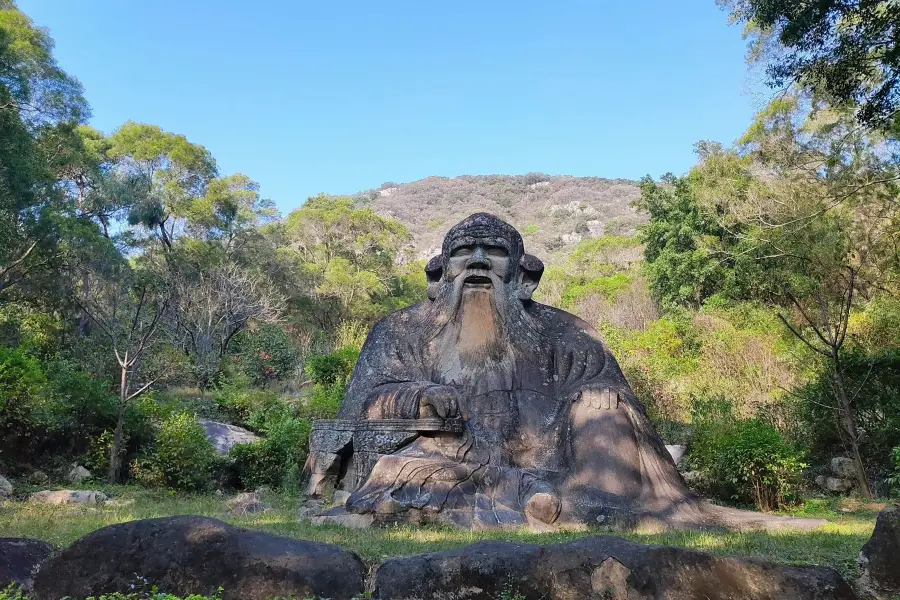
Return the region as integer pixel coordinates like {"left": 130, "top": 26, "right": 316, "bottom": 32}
{"left": 305, "top": 213, "right": 823, "bottom": 532}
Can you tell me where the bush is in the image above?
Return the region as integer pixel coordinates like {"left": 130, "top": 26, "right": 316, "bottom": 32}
{"left": 795, "top": 348, "right": 900, "bottom": 468}
{"left": 304, "top": 347, "right": 359, "bottom": 386}
{"left": 211, "top": 376, "right": 280, "bottom": 425}
{"left": 690, "top": 399, "right": 806, "bottom": 511}
{"left": 0, "top": 347, "right": 47, "bottom": 432}
{"left": 230, "top": 405, "right": 310, "bottom": 490}
{"left": 233, "top": 325, "right": 300, "bottom": 386}
{"left": 132, "top": 412, "right": 218, "bottom": 491}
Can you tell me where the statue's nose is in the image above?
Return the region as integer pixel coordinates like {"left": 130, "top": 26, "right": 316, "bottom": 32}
{"left": 466, "top": 247, "right": 490, "bottom": 270}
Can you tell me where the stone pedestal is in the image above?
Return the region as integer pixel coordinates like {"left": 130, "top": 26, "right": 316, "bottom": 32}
{"left": 303, "top": 418, "right": 464, "bottom": 497}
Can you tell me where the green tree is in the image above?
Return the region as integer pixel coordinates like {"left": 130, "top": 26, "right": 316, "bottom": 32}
{"left": 0, "top": 1, "right": 89, "bottom": 298}
{"left": 689, "top": 96, "right": 900, "bottom": 499}
{"left": 107, "top": 121, "right": 217, "bottom": 251}
{"left": 636, "top": 174, "right": 736, "bottom": 307}
{"left": 720, "top": 0, "right": 900, "bottom": 129}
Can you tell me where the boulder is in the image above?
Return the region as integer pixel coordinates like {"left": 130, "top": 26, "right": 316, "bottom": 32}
{"left": 198, "top": 419, "right": 260, "bottom": 455}
{"left": 29, "top": 490, "right": 108, "bottom": 505}
{"left": 0, "top": 475, "right": 12, "bottom": 498}
{"left": 333, "top": 490, "right": 351, "bottom": 506}
{"left": 665, "top": 444, "right": 687, "bottom": 466}
{"left": 225, "top": 492, "right": 270, "bottom": 515}
{"left": 831, "top": 457, "right": 857, "bottom": 479}
{"left": 32, "top": 516, "right": 365, "bottom": 600}
{"left": 815, "top": 475, "right": 854, "bottom": 493}
{"left": 859, "top": 505, "right": 900, "bottom": 599}
{"left": 0, "top": 538, "right": 53, "bottom": 592}
{"left": 373, "top": 535, "right": 859, "bottom": 600}
{"left": 67, "top": 464, "right": 92, "bottom": 484}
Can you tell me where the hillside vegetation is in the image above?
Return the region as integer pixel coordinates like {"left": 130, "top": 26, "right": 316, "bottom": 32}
{"left": 353, "top": 174, "right": 644, "bottom": 261}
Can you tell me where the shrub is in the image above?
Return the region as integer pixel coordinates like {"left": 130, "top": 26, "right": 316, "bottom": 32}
{"left": 305, "top": 347, "right": 359, "bottom": 386}
{"left": 231, "top": 402, "right": 311, "bottom": 490}
{"left": 0, "top": 347, "right": 47, "bottom": 432}
{"left": 234, "top": 325, "right": 300, "bottom": 386}
{"left": 795, "top": 348, "right": 900, "bottom": 468}
{"left": 690, "top": 400, "right": 806, "bottom": 511}
{"left": 132, "top": 412, "right": 217, "bottom": 491}
{"left": 211, "top": 376, "right": 280, "bottom": 425}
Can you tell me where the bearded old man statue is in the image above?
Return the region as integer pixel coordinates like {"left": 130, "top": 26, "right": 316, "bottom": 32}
{"left": 305, "top": 213, "right": 823, "bottom": 532}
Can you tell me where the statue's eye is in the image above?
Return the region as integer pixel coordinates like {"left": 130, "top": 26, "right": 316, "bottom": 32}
{"left": 486, "top": 247, "right": 508, "bottom": 258}
{"left": 451, "top": 246, "right": 474, "bottom": 257}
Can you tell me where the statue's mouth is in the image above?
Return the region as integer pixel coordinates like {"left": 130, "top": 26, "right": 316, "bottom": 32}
{"left": 463, "top": 274, "right": 492, "bottom": 288}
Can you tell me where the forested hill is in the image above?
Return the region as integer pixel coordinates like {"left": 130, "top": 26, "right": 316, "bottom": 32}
{"left": 349, "top": 174, "right": 645, "bottom": 260}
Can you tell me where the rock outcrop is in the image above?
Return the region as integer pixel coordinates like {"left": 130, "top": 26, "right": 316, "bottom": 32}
{"left": 859, "top": 505, "right": 900, "bottom": 599}
{"left": 0, "top": 538, "right": 53, "bottom": 592}
{"left": 32, "top": 516, "right": 366, "bottom": 600}
{"left": 197, "top": 419, "right": 260, "bottom": 455}
{"left": 374, "top": 535, "right": 859, "bottom": 600}
{"left": 29, "top": 490, "right": 107, "bottom": 505}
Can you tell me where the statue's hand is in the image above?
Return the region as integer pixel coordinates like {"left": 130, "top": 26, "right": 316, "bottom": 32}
{"left": 577, "top": 385, "right": 620, "bottom": 410}
{"left": 418, "top": 385, "right": 461, "bottom": 420}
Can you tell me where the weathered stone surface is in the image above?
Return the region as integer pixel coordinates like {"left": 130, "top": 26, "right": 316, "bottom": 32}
{"left": 0, "top": 538, "right": 52, "bottom": 592}
{"left": 197, "top": 419, "right": 260, "bottom": 455}
{"left": 305, "top": 213, "right": 824, "bottom": 532}
{"left": 0, "top": 475, "right": 12, "bottom": 498}
{"left": 67, "top": 464, "right": 92, "bottom": 484}
{"left": 32, "top": 516, "right": 366, "bottom": 600}
{"left": 816, "top": 475, "right": 854, "bottom": 493}
{"left": 225, "top": 492, "right": 270, "bottom": 515}
{"left": 333, "top": 490, "right": 351, "bottom": 506}
{"left": 29, "top": 490, "right": 107, "bottom": 505}
{"left": 831, "top": 457, "right": 857, "bottom": 479}
{"left": 665, "top": 444, "right": 687, "bottom": 466}
{"left": 373, "top": 535, "right": 859, "bottom": 600}
{"left": 859, "top": 505, "right": 900, "bottom": 599}
{"left": 311, "top": 510, "right": 375, "bottom": 529}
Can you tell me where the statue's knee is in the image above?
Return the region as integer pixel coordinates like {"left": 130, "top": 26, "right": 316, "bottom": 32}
{"left": 525, "top": 491, "right": 561, "bottom": 524}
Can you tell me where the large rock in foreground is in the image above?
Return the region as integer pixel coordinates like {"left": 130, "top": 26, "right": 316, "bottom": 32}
{"left": 32, "top": 516, "right": 365, "bottom": 600}
{"left": 374, "top": 535, "right": 859, "bottom": 600}
{"left": 859, "top": 505, "right": 900, "bottom": 599}
{"left": 0, "top": 538, "right": 53, "bottom": 592}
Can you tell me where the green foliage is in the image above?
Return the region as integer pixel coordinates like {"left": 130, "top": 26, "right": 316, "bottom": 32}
{"left": 305, "top": 347, "right": 359, "bottom": 386}
{"left": 231, "top": 397, "right": 311, "bottom": 490}
{"left": 887, "top": 446, "right": 900, "bottom": 496}
{"left": 793, "top": 349, "right": 900, "bottom": 467}
{"left": 0, "top": 346, "right": 46, "bottom": 431}
{"left": 636, "top": 175, "right": 737, "bottom": 308}
{"left": 211, "top": 377, "right": 280, "bottom": 426}
{"left": 132, "top": 412, "right": 217, "bottom": 491}
{"left": 233, "top": 325, "right": 300, "bottom": 386}
{"left": 690, "top": 400, "right": 806, "bottom": 511}
{"left": 721, "top": 0, "right": 900, "bottom": 128}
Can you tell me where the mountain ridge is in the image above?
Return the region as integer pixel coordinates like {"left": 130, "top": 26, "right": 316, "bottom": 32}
{"left": 348, "top": 174, "right": 645, "bottom": 262}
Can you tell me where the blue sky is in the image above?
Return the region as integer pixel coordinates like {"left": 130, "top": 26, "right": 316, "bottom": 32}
{"left": 20, "top": 1, "right": 762, "bottom": 215}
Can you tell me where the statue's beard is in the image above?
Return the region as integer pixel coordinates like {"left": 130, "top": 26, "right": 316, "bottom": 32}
{"left": 427, "top": 270, "right": 513, "bottom": 368}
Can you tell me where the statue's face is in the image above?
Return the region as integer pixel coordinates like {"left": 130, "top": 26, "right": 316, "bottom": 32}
{"left": 447, "top": 242, "right": 511, "bottom": 289}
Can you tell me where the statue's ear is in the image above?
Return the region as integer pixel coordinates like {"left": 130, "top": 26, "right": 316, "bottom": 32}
{"left": 425, "top": 254, "right": 443, "bottom": 300}
{"left": 518, "top": 254, "right": 544, "bottom": 300}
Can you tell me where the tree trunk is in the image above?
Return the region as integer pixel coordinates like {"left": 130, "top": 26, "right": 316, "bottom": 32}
{"left": 832, "top": 355, "right": 874, "bottom": 500}
{"left": 108, "top": 366, "right": 128, "bottom": 484}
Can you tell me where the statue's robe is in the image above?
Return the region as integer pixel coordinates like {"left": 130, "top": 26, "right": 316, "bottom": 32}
{"left": 337, "top": 299, "right": 692, "bottom": 528}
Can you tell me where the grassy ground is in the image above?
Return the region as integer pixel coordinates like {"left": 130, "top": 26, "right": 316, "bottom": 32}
{"left": 0, "top": 486, "right": 886, "bottom": 582}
